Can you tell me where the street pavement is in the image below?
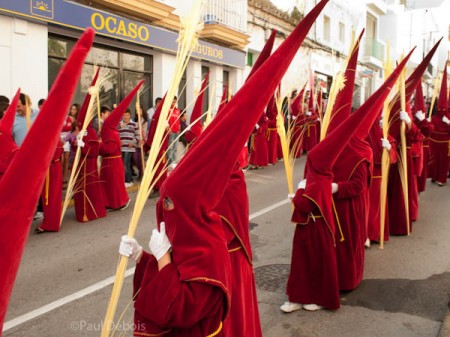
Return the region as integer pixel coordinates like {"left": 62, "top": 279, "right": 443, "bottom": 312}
{"left": 3, "top": 157, "right": 450, "bottom": 337}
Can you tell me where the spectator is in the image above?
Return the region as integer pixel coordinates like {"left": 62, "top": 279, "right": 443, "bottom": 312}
{"left": 119, "top": 108, "right": 139, "bottom": 187}
{"left": 93, "top": 105, "right": 111, "bottom": 135}
{"left": 13, "top": 93, "right": 38, "bottom": 146}
{"left": 38, "top": 98, "right": 46, "bottom": 110}
{"left": 147, "top": 97, "right": 162, "bottom": 131}
{"left": 0, "top": 95, "right": 10, "bottom": 120}
{"left": 61, "top": 103, "right": 80, "bottom": 189}
{"left": 133, "top": 104, "right": 148, "bottom": 180}
{"left": 167, "top": 96, "right": 181, "bottom": 164}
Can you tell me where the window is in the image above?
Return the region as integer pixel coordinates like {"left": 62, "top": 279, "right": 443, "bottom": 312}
{"left": 48, "top": 36, "right": 152, "bottom": 112}
{"left": 201, "top": 66, "right": 210, "bottom": 114}
{"left": 339, "top": 22, "right": 345, "bottom": 44}
{"left": 247, "top": 52, "right": 253, "bottom": 67}
{"left": 323, "top": 16, "right": 331, "bottom": 42}
{"left": 178, "top": 70, "right": 187, "bottom": 113}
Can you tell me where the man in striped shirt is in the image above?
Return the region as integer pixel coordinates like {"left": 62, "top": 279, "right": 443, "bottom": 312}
{"left": 119, "top": 108, "right": 140, "bottom": 187}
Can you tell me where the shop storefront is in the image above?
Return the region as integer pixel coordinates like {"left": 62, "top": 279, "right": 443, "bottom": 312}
{"left": 0, "top": 0, "right": 245, "bottom": 112}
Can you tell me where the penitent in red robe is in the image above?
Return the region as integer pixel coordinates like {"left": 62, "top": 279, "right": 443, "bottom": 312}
{"left": 301, "top": 112, "right": 319, "bottom": 152}
{"left": 73, "top": 129, "right": 106, "bottom": 222}
{"left": 39, "top": 142, "right": 64, "bottom": 231}
{"left": 215, "top": 169, "right": 262, "bottom": 337}
{"left": 99, "top": 134, "right": 129, "bottom": 209}
{"left": 133, "top": 252, "right": 226, "bottom": 336}
{"left": 286, "top": 187, "right": 340, "bottom": 310}
{"left": 267, "top": 118, "right": 278, "bottom": 165}
{"left": 367, "top": 125, "right": 397, "bottom": 242}
{"left": 388, "top": 122, "right": 422, "bottom": 235}
{"left": 414, "top": 118, "right": 434, "bottom": 192}
{"left": 332, "top": 139, "right": 372, "bottom": 291}
{"left": 429, "top": 115, "right": 450, "bottom": 185}
{"left": 249, "top": 115, "right": 269, "bottom": 168}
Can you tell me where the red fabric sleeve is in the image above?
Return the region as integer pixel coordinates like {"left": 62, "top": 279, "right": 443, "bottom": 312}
{"left": 406, "top": 122, "right": 422, "bottom": 143}
{"left": 388, "top": 136, "right": 398, "bottom": 164}
{"left": 134, "top": 262, "right": 225, "bottom": 329}
{"left": 99, "top": 140, "right": 120, "bottom": 156}
{"left": 417, "top": 119, "right": 435, "bottom": 137}
{"left": 335, "top": 162, "right": 369, "bottom": 199}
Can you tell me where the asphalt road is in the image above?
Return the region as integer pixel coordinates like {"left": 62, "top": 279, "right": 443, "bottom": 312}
{"left": 3, "top": 157, "right": 450, "bottom": 337}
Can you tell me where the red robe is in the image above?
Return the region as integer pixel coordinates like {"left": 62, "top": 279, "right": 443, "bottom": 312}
{"left": 286, "top": 188, "right": 340, "bottom": 310}
{"left": 302, "top": 112, "right": 319, "bottom": 152}
{"left": 133, "top": 253, "right": 226, "bottom": 336}
{"left": 388, "top": 123, "right": 422, "bottom": 234}
{"left": 214, "top": 169, "right": 262, "bottom": 337}
{"left": 415, "top": 119, "right": 434, "bottom": 192}
{"left": 39, "top": 142, "right": 63, "bottom": 231}
{"left": 367, "top": 125, "right": 397, "bottom": 242}
{"left": 99, "top": 133, "right": 129, "bottom": 209}
{"left": 249, "top": 118, "right": 269, "bottom": 167}
{"left": 73, "top": 129, "right": 106, "bottom": 222}
{"left": 429, "top": 115, "right": 450, "bottom": 184}
{"left": 266, "top": 119, "right": 278, "bottom": 165}
{"left": 332, "top": 139, "right": 372, "bottom": 291}
{"left": 0, "top": 135, "right": 18, "bottom": 181}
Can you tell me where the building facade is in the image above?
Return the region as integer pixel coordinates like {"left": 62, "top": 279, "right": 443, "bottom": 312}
{"left": 0, "top": 0, "right": 249, "bottom": 115}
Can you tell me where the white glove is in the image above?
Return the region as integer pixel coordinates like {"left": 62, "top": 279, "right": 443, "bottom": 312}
{"left": 255, "top": 124, "right": 260, "bottom": 130}
{"left": 306, "top": 111, "right": 312, "bottom": 116}
{"left": 317, "top": 118, "right": 321, "bottom": 122}
{"left": 77, "top": 130, "right": 87, "bottom": 140}
{"left": 291, "top": 115, "right": 297, "bottom": 120}
{"left": 442, "top": 116, "right": 450, "bottom": 125}
{"left": 297, "top": 179, "right": 307, "bottom": 190}
{"left": 331, "top": 183, "right": 338, "bottom": 194}
{"left": 415, "top": 110, "right": 425, "bottom": 122}
{"left": 399, "top": 111, "right": 411, "bottom": 124}
{"left": 149, "top": 222, "right": 172, "bottom": 261}
{"left": 381, "top": 138, "right": 391, "bottom": 151}
{"left": 76, "top": 139, "right": 85, "bottom": 148}
{"left": 119, "top": 235, "right": 143, "bottom": 262}
{"left": 288, "top": 193, "right": 295, "bottom": 200}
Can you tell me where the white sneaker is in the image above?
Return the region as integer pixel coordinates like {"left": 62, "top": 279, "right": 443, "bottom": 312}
{"left": 33, "top": 212, "right": 44, "bottom": 221}
{"left": 125, "top": 182, "right": 134, "bottom": 188}
{"left": 365, "top": 238, "right": 371, "bottom": 248}
{"left": 303, "top": 304, "right": 324, "bottom": 311}
{"left": 119, "top": 199, "right": 131, "bottom": 211}
{"left": 280, "top": 301, "right": 302, "bottom": 313}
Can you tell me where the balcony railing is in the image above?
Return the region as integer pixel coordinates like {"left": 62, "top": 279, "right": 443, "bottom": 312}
{"left": 365, "top": 38, "right": 385, "bottom": 62}
{"left": 202, "top": 0, "right": 247, "bottom": 33}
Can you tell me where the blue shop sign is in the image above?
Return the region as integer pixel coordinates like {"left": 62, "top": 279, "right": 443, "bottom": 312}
{"left": 0, "top": 0, "right": 245, "bottom": 68}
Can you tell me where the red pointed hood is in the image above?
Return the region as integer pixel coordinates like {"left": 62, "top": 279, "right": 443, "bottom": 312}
{"left": 326, "top": 29, "right": 365, "bottom": 135}
{"left": 101, "top": 80, "right": 144, "bottom": 142}
{"left": 155, "top": 0, "right": 329, "bottom": 317}
{"left": 303, "top": 48, "right": 414, "bottom": 233}
{"left": 0, "top": 28, "right": 94, "bottom": 329}
{"left": 389, "top": 38, "right": 442, "bottom": 139}
{"left": 437, "top": 64, "right": 447, "bottom": 116}
{"left": 246, "top": 29, "right": 277, "bottom": 81}
{"left": 77, "top": 67, "right": 101, "bottom": 129}
{"left": 290, "top": 82, "right": 307, "bottom": 116}
{"left": 414, "top": 82, "right": 426, "bottom": 113}
{"left": 217, "top": 82, "right": 228, "bottom": 116}
{"left": 0, "top": 90, "right": 20, "bottom": 178}
{"left": 0, "top": 89, "right": 20, "bottom": 136}
{"left": 185, "top": 72, "right": 209, "bottom": 144}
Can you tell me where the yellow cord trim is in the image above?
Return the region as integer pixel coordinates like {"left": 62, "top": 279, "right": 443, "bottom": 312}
{"left": 302, "top": 194, "right": 336, "bottom": 246}
{"left": 102, "top": 155, "right": 122, "bottom": 159}
{"left": 219, "top": 215, "right": 252, "bottom": 265}
{"left": 134, "top": 329, "right": 172, "bottom": 336}
{"left": 332, "top": 198, "right": 345, "bottom": 242}
{"left": 206, "top": 321, "right": 223, "bottom": 337}
{"left": 228, "top": 246, "right": 242, "bottom": 253}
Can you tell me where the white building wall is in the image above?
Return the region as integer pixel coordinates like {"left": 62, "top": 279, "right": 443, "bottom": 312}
{"left": 0, "top": 16, "right": 48, "bottom": 107}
